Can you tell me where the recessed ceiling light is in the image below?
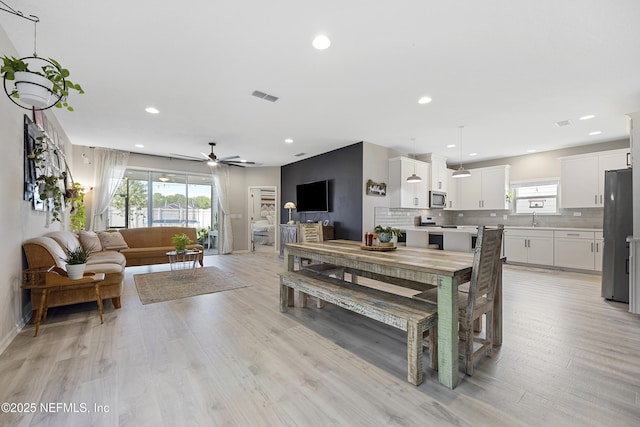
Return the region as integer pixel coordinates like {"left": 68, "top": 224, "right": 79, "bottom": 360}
{"left": 417, "top": 96, "right": 432, "bottom": 105}
{"left": 312, "top": 34, "right": 331, "bottom": 50}
{"left": 589, "top": 131, "right": 603, "bottom": 136}
{"left": 469, "top": 153, "right": 478, "bottom": 157}
{"left": 145, "top": 107, "right": 159, "bottom": 114}
{"left": 579, "top": 114, "right": 595, "bottom": 121}
{"left": 284, "top": 138, "right": 294, "bottom": 144}
{"left": 135, "top": 144, "right": 144, "bottom": 148}
{"left": 527, "top": 149, "right": 537, "bottom": 153}
{"left": 447, "top": 144, "right": 456, "bottom": 148}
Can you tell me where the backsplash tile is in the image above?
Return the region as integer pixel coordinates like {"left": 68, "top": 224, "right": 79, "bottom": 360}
{"left": 373, "top": 207, "right": 603, "bottom": 230}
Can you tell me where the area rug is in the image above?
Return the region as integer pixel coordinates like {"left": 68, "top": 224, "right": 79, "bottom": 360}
{"left": 134, "top": 266, "right": 250, "bottom": 305}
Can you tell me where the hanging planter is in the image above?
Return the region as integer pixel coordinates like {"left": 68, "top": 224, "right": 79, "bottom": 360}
{"left": 1, "top": 56, "right": 83, "bottom": 111}
{"left": 14, "top": 71, "right": 54, "bottom": 108}
{"left": 0, "top": 4, "right": 84, "bottom": 111}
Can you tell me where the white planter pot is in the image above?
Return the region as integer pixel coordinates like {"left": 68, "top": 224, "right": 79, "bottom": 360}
{"left": 66, "top": 263, "right": 86, "bottom": 280}
{"left": 14, "top": 71, "right": 54, "bottom": 108}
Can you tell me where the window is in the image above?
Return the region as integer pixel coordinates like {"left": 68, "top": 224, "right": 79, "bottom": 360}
{"left": 510, "top": 180, "right": 559, "bottom": 214}
{"left": 108, "top": 169, "right": 217, "bottom": 230}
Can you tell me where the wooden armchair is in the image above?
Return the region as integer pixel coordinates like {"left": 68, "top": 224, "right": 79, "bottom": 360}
{"left": 413, "top": 225, "right": 504, "bottom": 376}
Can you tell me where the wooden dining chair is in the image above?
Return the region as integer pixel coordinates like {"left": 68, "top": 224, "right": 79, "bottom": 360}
{"left": 413, "top": 224, "right": 504, "bottom": 376}
{"left": 297, "top": 222, "right": 344, "bottom": 307}
{"left": 297, "top": 222, "right": 324, "bottom": 267}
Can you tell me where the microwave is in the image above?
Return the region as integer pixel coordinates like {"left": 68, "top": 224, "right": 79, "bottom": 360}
{"left": 429, "top": 191, "right": 447, "bottom": 209}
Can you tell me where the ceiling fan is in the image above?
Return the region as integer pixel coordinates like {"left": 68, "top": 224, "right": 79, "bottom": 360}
{"left": 171, "top": 142, "right": 255, "bottom": 167}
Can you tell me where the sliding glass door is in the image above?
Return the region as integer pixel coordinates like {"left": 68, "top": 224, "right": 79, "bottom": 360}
{"left": 109, "top": 170, "right": 217, "bottom": 235}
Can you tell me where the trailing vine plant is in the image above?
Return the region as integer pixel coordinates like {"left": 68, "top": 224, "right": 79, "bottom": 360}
{"left": 27, "top": 134, "right": 66, "bottom": 223}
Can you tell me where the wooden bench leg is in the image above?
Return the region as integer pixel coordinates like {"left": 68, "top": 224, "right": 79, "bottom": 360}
{"left": 428, "top": 325, "right": 438, "bottom": 371}
{"left": 279, "top": 281, "right": 290, "bottom": 313}
{"left": 299, "top": 290, "right": 308, "bottom": 308}
{"left": 407, "top": 320, "right": 424, "bottom": 386}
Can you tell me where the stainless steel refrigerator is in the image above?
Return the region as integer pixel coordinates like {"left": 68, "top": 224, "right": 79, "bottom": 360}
{"left": 601, "top": 168, "right": 633, "bottom": 303}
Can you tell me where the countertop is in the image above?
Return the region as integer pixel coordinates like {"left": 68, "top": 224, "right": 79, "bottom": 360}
{"left": 404, "top": 226, "right": 603, "bottom": 233}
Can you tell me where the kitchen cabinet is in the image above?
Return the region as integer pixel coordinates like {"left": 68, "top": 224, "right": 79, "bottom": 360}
{"left": 504, "top": 229, "right": 554, "bottom": 266}
{"left": 456, "top": 165, "right": 510, "bottom": 210}
{"left": 595, "top": 233, "right": 604, "bottom": 272}
{"left": 560, "top": 149, "right": 630, "bottom": 208}
{"left": 445, "top": 169, "right": 458, "bottom": 210}
{"left": 425, "top": 153, "right": 448, "bottom": 192}
{"left": 388, "top": 157, "right": 430, "bottom": 208}
{"left": 554, "top": 230, "right": 600, "bottom": 270}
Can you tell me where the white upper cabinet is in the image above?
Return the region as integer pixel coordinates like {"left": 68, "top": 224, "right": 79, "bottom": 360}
{"left": 456, "top": 165, "right": 510, "bottom": 210}
{"left": 388, "top": 157, "right": 430, "bottom": 209}
{"left": 425, "top": 154, "right": 448, "bottom": 192}
{"left": 560, "top": 149, "right": 630, "bottom": 208}
{"left": 445, "top": 169, "right": 458, "bottom": 210}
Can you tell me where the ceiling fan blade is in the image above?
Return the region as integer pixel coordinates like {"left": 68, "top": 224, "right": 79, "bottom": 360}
{"left": 170, "top": 153, "right": 205, "bottom": 161}
{"left": 218, "top": 155, "right": 240, "bottom": 161}
{"left": 221, "top": 160, "right": 255, "bottom": 165}
{"left": 200, "top": 152, "right": 211, "bottom": 160}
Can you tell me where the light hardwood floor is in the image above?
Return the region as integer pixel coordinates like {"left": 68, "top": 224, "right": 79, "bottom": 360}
{"left": 1, "top": 252, "right": 639, "bottom": 426}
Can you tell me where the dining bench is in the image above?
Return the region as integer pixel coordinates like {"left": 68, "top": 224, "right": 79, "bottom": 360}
{"left": 279, "top": 269, "right": 438, "bottom": 385}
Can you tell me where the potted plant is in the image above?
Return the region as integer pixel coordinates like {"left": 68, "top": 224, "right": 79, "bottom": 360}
{"left": 62, "top": 246, "right": 92, "bottom": 280}
{"left": 36, "top": 172, "right": 66, "bottom": 223}
{"left": 68, "top": 182, "right": 86, "bottom": 232}
{"left": 171, "top": 233, "right": 193, "bottom": 253}
{"left": 197, "top": 226, "right": 211, "bottom": 247}
{"left": 1, "top": 55, "right": 84, "bottom": 111}
{"left": 374, "top": 225, "right": 403, "bottom": 244}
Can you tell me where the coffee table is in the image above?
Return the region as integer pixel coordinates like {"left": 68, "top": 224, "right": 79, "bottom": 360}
{"left": 166, "top": 250, "right": 202, "bottom": 278}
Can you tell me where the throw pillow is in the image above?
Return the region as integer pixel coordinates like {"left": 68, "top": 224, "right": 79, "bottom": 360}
{"left": 97, "top": 231, "right": 129, "bottom": 251}
{"left": 78, "top": 230, "right": 103, "bottom": 253}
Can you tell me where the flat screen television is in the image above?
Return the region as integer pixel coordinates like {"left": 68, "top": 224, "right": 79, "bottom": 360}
{"left": 296, "top": 180, "right": 329, "bottom": 212}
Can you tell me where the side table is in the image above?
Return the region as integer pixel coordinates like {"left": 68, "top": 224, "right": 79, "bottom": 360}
{"left": 166, "top": 250, "right": 202, "bottom": 278}
{"left": 22, "top": 267, "right": 106, "bottom": 337}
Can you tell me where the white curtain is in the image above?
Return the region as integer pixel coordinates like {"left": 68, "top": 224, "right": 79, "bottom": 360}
{"left": 91, "top": 148, "right": 129, "bottom": 231}
{"left": 211, "top": 165, "right": 233, "bottom": 254}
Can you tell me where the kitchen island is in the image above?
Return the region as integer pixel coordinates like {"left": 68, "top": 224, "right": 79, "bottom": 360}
{"left": 405, "top": 226, "right": 478, "bottom": 252}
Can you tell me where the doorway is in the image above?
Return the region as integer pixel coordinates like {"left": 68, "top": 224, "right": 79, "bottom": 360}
{"left": 248, "top": 186, "right": 278, "bottom": 253}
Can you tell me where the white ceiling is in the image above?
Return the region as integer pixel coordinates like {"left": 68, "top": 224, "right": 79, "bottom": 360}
{"left": 1, "top": 1, "right": 639, "bottom": 167}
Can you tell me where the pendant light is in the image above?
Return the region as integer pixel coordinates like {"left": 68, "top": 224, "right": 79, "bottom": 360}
{"left": 452, "top": 126, "right": 471, "bottom": 178}
{"left": 406, "top": 138, "right": 422, "bottom": 183}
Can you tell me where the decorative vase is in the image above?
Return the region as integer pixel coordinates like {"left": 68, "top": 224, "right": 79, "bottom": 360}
{"left": 66, "top": 263, "right": 86, "bottom": 280}
{"left": 378, "top": 232, "right": 392, "bottom": 243}
{"left": 14, "top": 71, "right": 54, "bottom": 108}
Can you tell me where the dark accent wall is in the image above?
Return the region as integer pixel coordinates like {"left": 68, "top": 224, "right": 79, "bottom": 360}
{"left": 281, "top": 142, "right": 363, "bottom": 240}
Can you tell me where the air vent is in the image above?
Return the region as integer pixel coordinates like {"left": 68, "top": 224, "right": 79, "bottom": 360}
{"left": 294, "top": 152, "right": 306, "bottom": 157}
{"left": 555, "top": 120, "right": 572, "bottom": 127}
{"left": 252, "top": 90, "right": 279, "bottom": 102}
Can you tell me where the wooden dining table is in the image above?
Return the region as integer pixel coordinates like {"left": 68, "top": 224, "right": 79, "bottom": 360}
{"left": 283, "top": 239, "right": 503, "bottom": 389}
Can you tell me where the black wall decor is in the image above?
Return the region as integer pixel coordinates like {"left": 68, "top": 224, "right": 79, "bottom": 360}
{"left": 281, "top": 142, "right": 363, "bottom": 240}
{"left": 23, "top": 114, "right": 38, "bottom": 203}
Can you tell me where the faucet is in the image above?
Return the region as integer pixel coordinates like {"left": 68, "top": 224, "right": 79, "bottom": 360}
{"left": 532, "top": 211, "right": 538, "bottom": 227}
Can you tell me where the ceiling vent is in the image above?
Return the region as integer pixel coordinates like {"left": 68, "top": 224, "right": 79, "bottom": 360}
{"left": 555, "top": 120, "right": 572, "bottom": 127}
{"left": 252, "top": 90, "right": 279, "bottom": 102}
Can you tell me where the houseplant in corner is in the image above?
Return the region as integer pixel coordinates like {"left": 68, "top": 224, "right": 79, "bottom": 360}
{"left": 172, "top": 233, "right": 193, "bottom": 253}
{"left": 374, "top": 225, "right": 403, "bottom": 245}
{"left": 68, "top": 182, "right": 86, "bottom": 232}
{"left": 62, "top": 246, "right": 92, "bottom": 280}
{"left": 1, "top": 55, "right": 84, "bottom": 111}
